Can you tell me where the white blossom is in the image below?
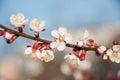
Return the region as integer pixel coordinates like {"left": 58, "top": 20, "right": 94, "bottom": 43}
{"left": 25, "top": 47, "right": 40, "bottom": 59}
{"left": 77, "top": 30, "right": 89, "bottom": 47}
{"left": 10, "top": 13, "right": 28, "bottom": 28}
{"left": 64, "top": 54, "right": 80, "bottom": 67}
{"left": 50, "top": 27, "right": 72, "bottom": 51}
{"left": 36, "top": 49, "right": 54, "bottom": 62}
{"left": 30, "top": 19, "right": 45, "bottom": 32}
{"left": 106, "top": 45, "right": 120, "bottom": 63}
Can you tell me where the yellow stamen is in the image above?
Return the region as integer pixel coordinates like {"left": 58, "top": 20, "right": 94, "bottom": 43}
{"left": 69, "top": 59, "right": 77, "bottom": 65}
{"left": 31, "top": 21, "right": 39, "bottom": 27}
{"left": 41, "top": 55, "right": 50, "bottom": 61}
{"left": 59, "top": 35, "right": 65, "bottom": 42}
{"left": 29, "top": 53, "right": 36, "bottom": 59}
{"left": 11, "top": 16, "right": 18, "bottom": 22}
{"left": 111, "top": 51, "right": 119, "bottom": 59}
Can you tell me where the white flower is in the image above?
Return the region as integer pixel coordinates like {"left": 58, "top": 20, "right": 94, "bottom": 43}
{"left": 77, "top": 30, "right": 89, "bottom": 47}
{"left": 10, "top": 13, "right": 28, "bottom": 28}
{"left": 96, "top": 46, "right": 106, "bottom": 54}
{"left": 106, "top": 45, "right": 120, "bottom": 63}
{"left": 25, "top": 47, "right": 40, "bottom": 59}
{"left": 30, "top": 19, "right": 45, "bottom": 32}
{"left": 36, "top": 49, "right": 54, "bottom": 62}
{"left": 4, "top": 31, "right": 12, "bottom": 39}
{"left": 50, "top": 27, "right": 72, "bottom": 51}
{"left": 64, "top": 54, "right": 80, "bottom": 67}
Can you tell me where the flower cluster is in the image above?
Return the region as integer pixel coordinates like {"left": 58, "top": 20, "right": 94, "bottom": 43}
{"left": 0, "top": 13, "right": 120, "bottom": 65}
{"left": 103, "top": 40, "right": 120, "bottom": 63}
{"left": 0, "top": 30, "right": 17, "bottom": 43}
{"left": 30, "top": 19, "right": 45, "bottom": 32}
{"left": 25, "top": 41, "right": 54, "bottom": 62}
{"left": 10, "top": 13, "right": 28, "bottom": 28}
{"left": 50, "top": 27, "right": 72, "bottom": 51}
{"left": 64, "top": 48, "right": 87, "bottom": 67}
{"left": 77, "top": 30, "right": 95, "bottom": 47}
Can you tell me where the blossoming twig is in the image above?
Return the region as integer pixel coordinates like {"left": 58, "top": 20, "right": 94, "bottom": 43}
{"left": 0, "top": 24, "right": 96, "bottom": 51}
{"left": 1, "top": 13, "right": 119, "bottom": 67}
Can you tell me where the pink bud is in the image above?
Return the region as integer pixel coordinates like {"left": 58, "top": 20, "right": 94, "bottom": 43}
{"left": 5, "top": 35, "right": 17, "bottom": 44}
{"left": 79, "top": 50, "right": 86, "bottom": 61}
{"left": 113, "top": 40, "right": 118, "bottom": 45}
{"left": 73, "top": 51, "right": 79, "bottom": 57}
{"left": 0, "top": 30, "right": 4, "bottom": 36}
{"left": 32, "top": 42, "right": 39, "bottom": 52}
{"left": 87, "top": 39, "right": 94, "bottom": 47}
{"left": 95, "top": 46, "right": 100, "bottom": 56}
{"left": 102, "top": 52, "right": 109, "bottom": 60}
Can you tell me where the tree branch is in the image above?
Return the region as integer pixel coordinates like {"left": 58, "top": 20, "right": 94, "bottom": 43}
{"left": 0, "top": 24, "right": 96, "bottom": 51}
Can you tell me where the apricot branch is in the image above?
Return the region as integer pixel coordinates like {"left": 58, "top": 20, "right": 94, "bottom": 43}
{"left": 0, "top": 24, "right": 96, "bottom": 51}
{"left": 0, "top": 13, "right": 120, "bottom": 66}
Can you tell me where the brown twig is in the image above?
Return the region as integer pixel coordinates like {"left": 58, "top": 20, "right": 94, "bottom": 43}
{"left": 0, "top": 24, "right": 96, "bottom": 51}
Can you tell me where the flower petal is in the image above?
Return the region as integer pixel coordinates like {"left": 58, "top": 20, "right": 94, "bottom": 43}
{"left": 50, "top": 42, "right": 57, "bottom": 49}
{"left": 77, "top": 41, "right": 84, "bottom": 47}
{"left": 97, "top": 46, "right": 106, "bottom": 54}
{"left": 113, "top": 45, "right": 120, "bottom": 52}
{"left": 58, "top": 27, "right": 67, "bottom": 36}
{"left": 39, "top": 20, "right": 45, "bottom": 31}
{"left": 25, "top": 47, "right": 32, "bottom": 55}
{"left": 35, "top": 50, "right": 41, "bottom": 59}
{"left": 51, "top": 30, "right": 59, "bottom": 38}
{"left": 4, "top": 32, "right": 12, "bottom": 39}
{"left": 57, "top": 42, "right": 66, "bottom": 51}
{"left": 47, "top": 50, "right": 54, "bottom": 60}
{"left": 17, "top": 13, "right": 25, "bottom": 20}
{"left": 106, "top": 49, "right": 112, "bottom": 55}
{"left": 64, "top": 33, "right": 72, "bottom": 43}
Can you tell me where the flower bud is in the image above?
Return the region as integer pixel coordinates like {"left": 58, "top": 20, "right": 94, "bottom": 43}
{"left": 0, "top": 30, "right": 4, "bottom": 36}
{"left": 113, "top": 40, "right": 118, "bottom": 45}
{"left": 79, "top": 50, "right": 86, "bottom": 61}
{"left": 5, "top": 35, "right": 17, "bottom": 44}
{"left": 96, "top": 46, "right": 106, "bottom": 56}
{"left": 32, "top": 42, "right": 39, "bottom": 52}
{"left": 87, "top": 39, "right": 94, "bottom": 47}
{"left": 102, "top": 52, "right": 109, "bottom": 60}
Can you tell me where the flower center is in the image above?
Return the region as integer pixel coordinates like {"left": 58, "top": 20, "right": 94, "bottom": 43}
{"left": 59, "top": 35, "right": 65, "bottom": 42}
{"left": 12, "top": 16, "right": 19, "bottom": 22}
{"left": 32, "top": 21, "right": 39, "bottom": 27}
{"left": 29, "top": 53, "right": 36, "bottom": 59}
{"left": 41, "top": 54, "right": 50, "bottom": 61}
{"left": 69, "top": 59, "right": 77, "bottom": 66}
{"left": 111, "top": 51, "right": 119, "bottom": 59}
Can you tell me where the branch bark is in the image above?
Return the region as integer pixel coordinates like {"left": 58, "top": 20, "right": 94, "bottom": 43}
{"left": 0, "top": 24, "right": 96, "bottom": 51}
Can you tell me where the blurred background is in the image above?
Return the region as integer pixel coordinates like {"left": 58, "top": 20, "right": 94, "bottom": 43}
{"left": 0, "top": 0, "right": 120, "bottom": 80}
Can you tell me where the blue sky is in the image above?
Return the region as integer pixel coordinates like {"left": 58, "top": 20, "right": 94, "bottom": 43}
{"left": 0, "top": 0, "right": 120, "bottom": 56}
